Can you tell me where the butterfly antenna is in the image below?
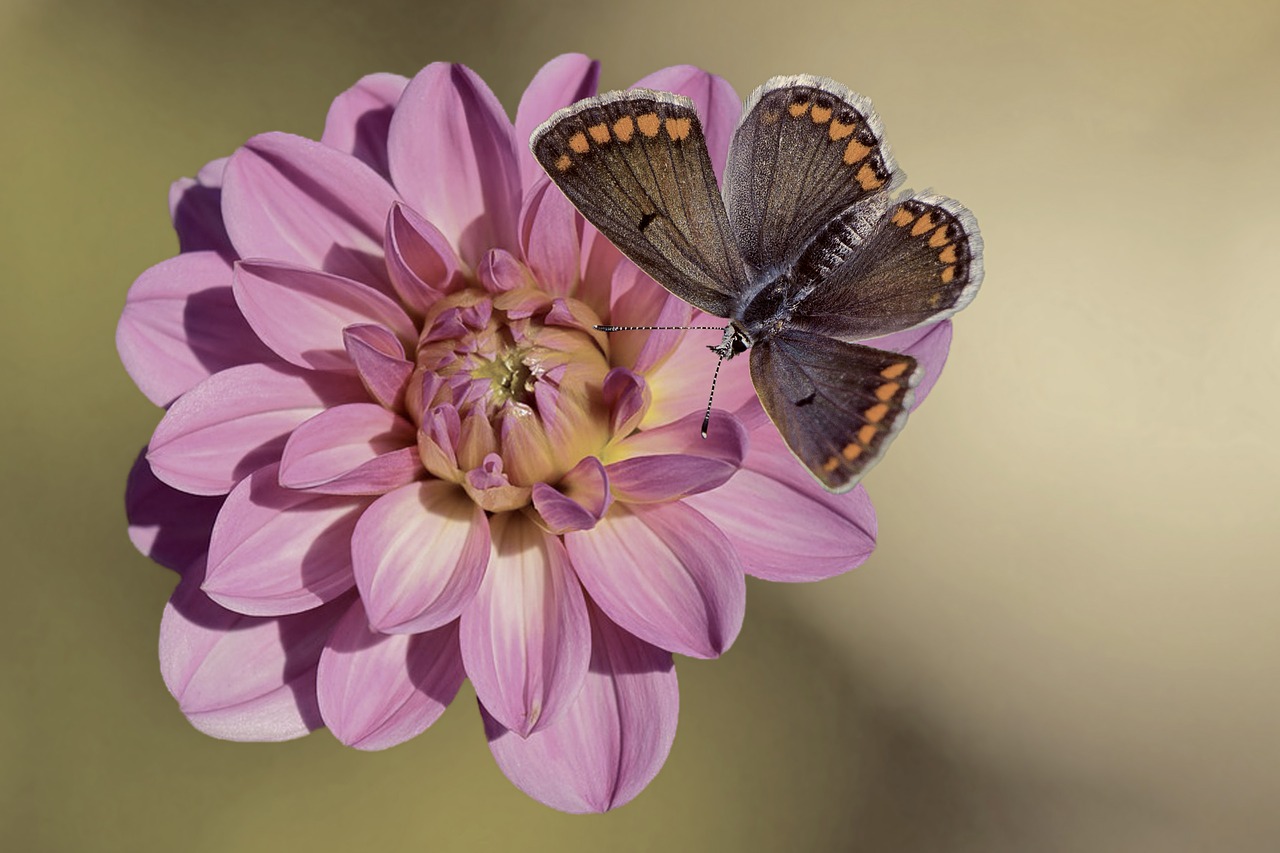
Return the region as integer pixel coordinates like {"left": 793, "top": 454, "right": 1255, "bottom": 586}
{"left": 701, "top": 354, "right": 725, "bottom": 439}
{"left": 594, "top": 324, "right": 725, "bottom": 332}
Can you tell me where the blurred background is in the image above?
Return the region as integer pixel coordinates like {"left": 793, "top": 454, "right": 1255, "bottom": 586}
{"left": 3, "top": 0, "right": 1278, "bottom": 850}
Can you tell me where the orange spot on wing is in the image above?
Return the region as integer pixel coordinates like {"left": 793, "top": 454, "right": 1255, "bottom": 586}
{"left": 613, "top": 115, "right": 635, "bottom": 142}
{"left": 788, "top": 101, "right": 810, "bottom": 118}
{"left": 810, "top": 105, "right": 832, "bottom": 123}
{"left": 941, "top": 266, "right": 957, "bottom": 283}
{"left": 554, "top": 154, "right": 572, "bottom": 172}
{"left": 856, "top": 163, "right": 884, "bottom": 190}
{"left": 762, "top": 109, "right": 781, "bottom": 125}
{"left": 866, "top": 403, "right": 889, "bottom": 423}
{"left": 829, "top": 120, "right": 854, "bottom": 140}
{"left": 939, "top": 244, "right": 958, "bottom": 263}
{"left": 929, "top": 226, "right": 949, "bottom": 247}
{"left": 588, "top": 123, "right": 610, "bottom": 144}
{"left": 858, "top": 424, "right": 877, "bottom": 444}
{"left": 843, "top": 139, "right": 870, "bottom": 165}
{"left": 875, "top": 382, "right": 901, "bottom": 402}
{"left": 568, "top": 132, "right": 590, "bottom": 154}
{"left": 637, "top": 113, "right": 661, "bottom": 137}
{"left": 822, "top": 456, "right": 840, "bottom": 472}
{"left": 880, "top": 362, "right": 910, "bottom": 379}
{"left": 665, "top": 116, "right": 691, "bottom": 140}
{"left": 928, "top": 293, "right": 943, "bottom": 307}
{"left": 842, "top": 443, "right": 863, "bottom": 460}
{"left": 910, "top": 213, "right": 935, "bottom": 236}
{"left": 891, "top": 207, "right": 914, "bottom": 227}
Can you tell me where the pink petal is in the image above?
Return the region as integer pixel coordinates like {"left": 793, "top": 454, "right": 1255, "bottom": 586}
{"left": 866, "top": 319, "right": 954, "bottom": 411}
{"left": 316, "top": 600, "right": 465, "bottom": 750}
{"left": 418, "top": 403, "right": 462, "bottom": 481}
{"left": 147, "top": 363, "right": 365, "bottom": 496}
{"left": 233, "top": 260, "right": 416, "bottom": 372}
{"left": 457, "top": 410, "right": 499, "bottom": 470}
{"left": 565, "top": 501, "right": 744, "bottom": 659}
{"left": 606, "top": 410, "right": 746, "bottom": 503}
{"left": 353, "top": 481, "right": 490, "bottom": 634}
{"left": 543, "top": 296, "right": 604, "bottom": 337}
{"left": 514, "top": 53, "right": 600, "bottom": 190}
{"left": 577, "top": 223, "right": 626, "bottom": 317}
{"left": 384, "top": 202, "right": 464, "bottom": 315}
{"left": 203, "top": 463, "right": 368, "bottom": 616}
{"left": 125, "top": 449, "right": 223, "bottom": 575}
{"left": 169, "top": 157, "right": 234, "bottom": 259}
{"left": 160, "top": 573, "right": 351, "bottom": 741}
{"left": 478, "top": 247, "right": 531, "bottom": 293}
{"left": 484, "top": 601, "right": 677, "bottom": 813}
{"left": 462, "top": 452, "right": 533, "bottom": 513}
{"left": 497, "top": 405, "right": 557, "bottom": 488}
{"left": 320, "top": 73, "right": 409, "bottom": 181}
{"left": 531, "top": 370, "right": 609, "bottom": 477}
{"left": 460, "top": 513, "right": 590, "bottom": 736}
{"left": 686, "top": 401, "right": 877, "bottom": 581}
{"left": 532, "top": 456, "right": 612, "bottom": 534}
{"left": 222, "top": 132, "right": 400, "bottom": 294}
{"left": 631, "top": 66, "right": 739, "bottom": 182}
{"left": 606, "top": 261, "right": 693, "bottom": 376}
{"left": 116, "top": 251, "right": 276, "bottom": 407}
{"left": 279, "top": 403, "right": 420, "bottom": 495}
{"left": 603, "top": 368, "right": 651, "bottom": 437}
{"left": 343, "top": 324, "right": 413, "bottom": 411}
{"left": 520, "top": 176, "right": 582, "bottom": 297}
{"left": 388, "top": 63, "right": 522, "bottom": 267}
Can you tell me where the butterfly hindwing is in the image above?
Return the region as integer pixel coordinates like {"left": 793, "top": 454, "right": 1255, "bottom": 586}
{"left": 750, "top": 329, "right": 921, "bottom": 492}
{"left": 531, "top": 90, "right": 749, "bottom": 318}
{"left": 784, "top": 192, "right": 983, "bottom": 341}
{"left": 723, "top": 75, "right": 901, "bottom": 278}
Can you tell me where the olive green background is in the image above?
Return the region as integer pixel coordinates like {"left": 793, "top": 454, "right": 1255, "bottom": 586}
{"left": 3, "top": 0, "right": 1278, "bottom": 850}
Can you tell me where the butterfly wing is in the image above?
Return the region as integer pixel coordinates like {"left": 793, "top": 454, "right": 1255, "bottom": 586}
{"left": 750, "top": 329, "right": 921, "bottom": 492}
{"left": 723, "top": 75, "right": 902, "bottom": 278}
{"left": 531, "top": 90, "right": 749, "bottom": 318}
{"left": 782, "top": 191, "right": 984, "bottom": 340}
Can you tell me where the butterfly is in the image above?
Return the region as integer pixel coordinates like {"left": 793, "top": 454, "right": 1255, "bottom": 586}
{"left": 531, "top": 75, "right": 983, "bottom": 492}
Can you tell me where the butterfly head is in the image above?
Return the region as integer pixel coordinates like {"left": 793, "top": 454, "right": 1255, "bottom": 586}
{"left": 708, "top": 324, "right": 751, "bottom": 361}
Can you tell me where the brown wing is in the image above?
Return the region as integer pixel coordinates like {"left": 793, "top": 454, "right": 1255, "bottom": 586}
{"left": 784, "top": 192, "right": 983, "bottom": 341}
{"left": 531, "top": 89, "right": 749, "bottom": 318}
{"left": 750, "top": 329, "right": 921, "bottom": 493}
{"left": 722, "top": 75, "right": 902, "bottom": 278}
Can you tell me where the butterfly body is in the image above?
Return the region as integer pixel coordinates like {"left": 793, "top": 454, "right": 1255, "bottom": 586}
{"left": 532, "top": 76, "right": 983, "bottom": 492}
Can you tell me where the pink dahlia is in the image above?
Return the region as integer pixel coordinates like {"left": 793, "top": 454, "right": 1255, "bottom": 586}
{"left": 118, "top": 54, "right": 953, "bottom": 812}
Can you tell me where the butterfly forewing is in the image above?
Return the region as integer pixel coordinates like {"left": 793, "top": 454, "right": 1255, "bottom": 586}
{"left": 750, "top": 330, "right": 921, "bottom": 491}
{"left": 723, "top": 75, "right": 901, "bottom": 278}
{"left": 784, "top": 192, "right": 984, "bottom": 341}
{"left": 531, "top": 90, "right": 749, "bottom": 318}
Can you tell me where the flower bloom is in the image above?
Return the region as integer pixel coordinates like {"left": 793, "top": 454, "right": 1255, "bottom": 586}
{"left": 118, "top": 55, "right": 954, "bottom": 812}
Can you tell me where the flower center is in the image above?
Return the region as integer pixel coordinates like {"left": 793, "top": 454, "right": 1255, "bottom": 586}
{"left": 408, "top": 272, "right": 612, "bottom": 503}
{"left": 472, "top": 345, "right": 537, "bottom": 408}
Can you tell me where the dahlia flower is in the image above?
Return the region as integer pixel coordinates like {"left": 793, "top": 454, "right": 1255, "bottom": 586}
{"left": 118, "top": 54, "right": 953, "bottom": 812}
